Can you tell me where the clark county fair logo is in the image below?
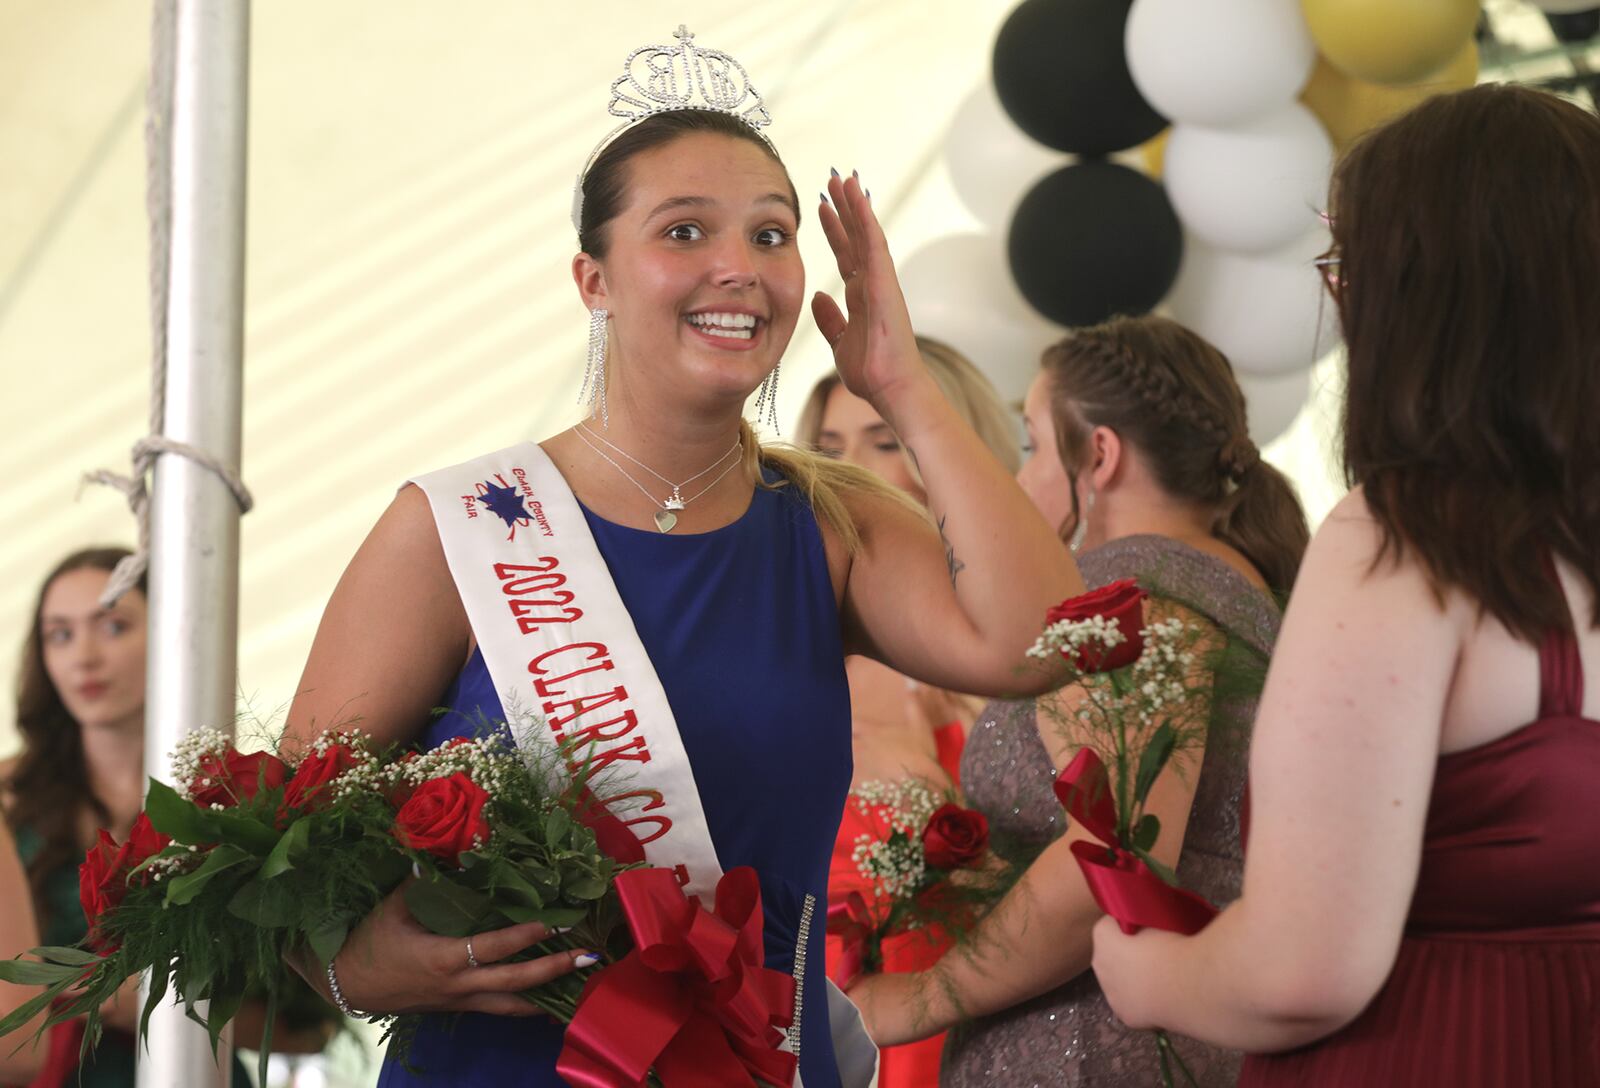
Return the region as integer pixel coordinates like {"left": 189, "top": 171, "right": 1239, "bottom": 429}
{"left": 460, "top": 470, "right": 553, "bottom": 541}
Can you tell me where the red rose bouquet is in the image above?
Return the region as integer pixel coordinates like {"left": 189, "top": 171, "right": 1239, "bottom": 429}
{"left": 0, "top": 726, "right": 799, "bottom": 1087}
{"left": 830, "top": 778, "right": 994, "bottom": 985}
{"left": 0, "top": 728, "right": 412, "bottom": 1084}
{"left": 1031, "top": 579, "right": 1230, "bottom": 1086}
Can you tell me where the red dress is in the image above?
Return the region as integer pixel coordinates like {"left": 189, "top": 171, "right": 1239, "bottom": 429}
{"left": 1240, "top": 616, "right": 1600, "bottom": 1086}
{"left": 826, "top": 723, "right": 966, "bottom": 1088}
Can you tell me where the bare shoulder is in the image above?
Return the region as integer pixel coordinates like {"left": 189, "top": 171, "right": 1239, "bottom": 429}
{"left": 1304, "top": 488, "right": 1464, "bottom": 624}
{"left": 814, "top": 465, "right": 932, "bottom": 603}
{"left": 337, "top": 484, "right": 463, "bottom": 631}
{"left": 1300, "top": 487, "right": 1409, "bottom": 594}
{"left": 373, "top": 484, "right": 449, "bottom": 565}
{"left": 1273, "top": 487, "right": 1466, "bottom": 711}
{"left": 1313, "top": 486, "right": 1382, "bottom": 545}
{"left": 835, "top": 471, "right": 935, "bottom": 550}
{"left": 282, "top": 484, "right": 468, "bottom": 751}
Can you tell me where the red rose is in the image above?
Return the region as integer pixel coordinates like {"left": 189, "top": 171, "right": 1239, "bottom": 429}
{"left": 283, "top": 744, "right": 360, "bottom": 812}
{"left": 190, "top": 749, "right": 289, "bottom": 808}
{"left": 124, "top": 812, "right": 172, "bottom": 880}
{"left": 392, "top": 772, "right": 491, "bottom": 865}
{"left": 1045, "top": 579, "right": 1149, "bottom": 673}
{"left": 79, "top": 830, "right": 133, "bottom": 952}
{"left": 921, "top": 803, "right": 990, "bottom": 870}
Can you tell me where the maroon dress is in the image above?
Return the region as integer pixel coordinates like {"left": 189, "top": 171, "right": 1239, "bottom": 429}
{"left": 1239, "top": 609, "right": 1600, "bottom": 1086}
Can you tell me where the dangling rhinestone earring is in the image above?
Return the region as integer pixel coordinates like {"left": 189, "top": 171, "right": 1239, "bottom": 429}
{"left": 1069, "top": 487, "right": 1096, "bottom": 554}
{"left": 579, "top": 308, "right": 609, "bottom": 428}
{"left": 752, "top": 359, "right": 781, "bottom": 434}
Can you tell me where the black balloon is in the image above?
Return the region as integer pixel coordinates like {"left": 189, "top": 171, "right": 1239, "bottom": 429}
{"left": 1007, "top": 161, "right": 1182, "bottom": 328}
{"left": 1544, "top": 10, "right": 1599, "bottom": 43}
{"left": 992, "top": 0, "right": 1166, "bottom": 155}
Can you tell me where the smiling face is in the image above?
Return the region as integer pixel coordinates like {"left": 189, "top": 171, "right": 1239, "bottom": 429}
{"left": 574, "top": 131, "right": 804, "bottom": 409}
{"left": 39, "top": 567, "right": 147, "bottom": 732}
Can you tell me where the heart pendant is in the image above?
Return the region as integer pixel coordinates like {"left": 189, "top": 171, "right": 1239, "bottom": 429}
{"left": 654, "top": 510, "right": 678, "bottom": 533}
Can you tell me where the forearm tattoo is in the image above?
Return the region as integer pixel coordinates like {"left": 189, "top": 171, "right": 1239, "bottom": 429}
{"left": 908, "top": 446, "right": 966, "bottom": 587}
{"left": 938, "top": 514, "right": 966, "bottom": 587}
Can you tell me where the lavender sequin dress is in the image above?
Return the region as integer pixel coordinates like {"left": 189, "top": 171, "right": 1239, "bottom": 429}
{"left": 942, "top": 535, "right": 1282, "bottom": 1088}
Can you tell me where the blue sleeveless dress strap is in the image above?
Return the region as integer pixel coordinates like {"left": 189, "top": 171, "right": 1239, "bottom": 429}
{"left": 377, "top": 469, "right": 854, "bottom": 1087}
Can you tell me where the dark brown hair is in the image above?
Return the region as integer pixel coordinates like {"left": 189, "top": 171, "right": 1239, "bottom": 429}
{"left": 577, "top": 109, "right": 800, "bottom": 259}
{"left": 4, "top": 547, "right": 141, "bottom": 919}
{"left": 1043, "top": 315, "right": 1309, "bottom": 598}
{"left": 1332, "top": 84, "right": 1600, "bottom": 640}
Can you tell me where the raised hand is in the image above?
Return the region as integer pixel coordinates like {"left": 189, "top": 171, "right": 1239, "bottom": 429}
{"left": 812, "top": 172, "right": 931, "bottom": 413}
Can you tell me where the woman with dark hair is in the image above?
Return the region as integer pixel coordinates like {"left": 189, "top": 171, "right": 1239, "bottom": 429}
{"left": 3, "top": 547, "right": 149, "bottom": 1088}
{"left": 1092, "top": 83, "right": 1600, "bottom": 1086}
{"left": 280, "top": 25, "right": 1081, "bottom": 1088}
{"left": 845, "top": 314, "right": 1307, "bottom": 1085}
{"left": 4, "top": 550, "right": 334, "bottom": 1086}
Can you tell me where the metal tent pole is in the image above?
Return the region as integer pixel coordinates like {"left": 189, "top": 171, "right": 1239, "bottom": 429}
{"left": 139, "top": 2, "right": 250, "bottom": 1086}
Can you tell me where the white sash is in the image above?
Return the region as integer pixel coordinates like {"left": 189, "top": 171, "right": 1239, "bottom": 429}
{"left": 409, "top": 441, "right": 725, "bottom": 903}
{"left": 409, "top": 441, "right": 876, "bottom": 1087}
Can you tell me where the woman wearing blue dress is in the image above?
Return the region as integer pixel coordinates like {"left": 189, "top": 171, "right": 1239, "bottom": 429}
{"left": 281, "top": 26, "right": 1082, "bottom": 1086}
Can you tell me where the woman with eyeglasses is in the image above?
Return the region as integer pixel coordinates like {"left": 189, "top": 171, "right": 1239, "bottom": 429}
{"left": 1091, "top": 83, "right": 1600, "bottom": 1087}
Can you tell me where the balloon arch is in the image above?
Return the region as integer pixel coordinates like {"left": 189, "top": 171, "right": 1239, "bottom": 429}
{"left": 904, "top": 0, "right": 1498, "bottom": 446}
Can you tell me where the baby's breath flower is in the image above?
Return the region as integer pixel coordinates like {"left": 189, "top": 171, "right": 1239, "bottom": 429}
{"left": 169, "top": 728, "right": 235, "bottom": 800}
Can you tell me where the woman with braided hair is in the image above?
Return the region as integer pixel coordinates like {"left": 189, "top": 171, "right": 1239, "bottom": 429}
{"left": 845, "top": 314, "right": 1307, "bottom": 1086}
{"left": 1094, "top": 84, "right": 1600, "bottom": 1087}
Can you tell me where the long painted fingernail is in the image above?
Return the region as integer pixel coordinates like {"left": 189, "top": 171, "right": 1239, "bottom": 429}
{"left": 829, "top": 166, "right": 840, "bottom": 179}
{"left": 573, "top": 952, "right": 601, "bottom": 968}
{"left": 865, "top": 189, "right": 872, "bottom": 200}
{"left": 820, "top": 191, "right": 830, "bottom": 206}
{"left": 851, "top": 169, "right": 859, "bottom": 180}
{"left": 550, "top": 925, "right": 575, "bottom": 936}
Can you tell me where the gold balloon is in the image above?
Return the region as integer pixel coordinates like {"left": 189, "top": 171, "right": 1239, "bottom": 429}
{"left": 1301, "top": 40, "right": 1478, "bottom": 151}
{"left": 1301, "top": 0, "right": 1479, "bottom": 85}
{"left": 1136, "top": 128, "right": 1170, "bottom": 179}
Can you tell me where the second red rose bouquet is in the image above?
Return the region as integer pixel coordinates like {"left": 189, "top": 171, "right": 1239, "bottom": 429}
{"left": 1031, "top": 578, "right": 1229, "bottom": 1086}
{"left": 830, "top": 778, "right": 994, "bottom": 983}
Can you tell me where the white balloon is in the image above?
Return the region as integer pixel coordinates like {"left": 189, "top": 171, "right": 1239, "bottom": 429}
{"left": 1532, "top": 0, "right": 1597, "bottom": 12}
{"left": 1237, "top": 367, "right": 1313, "bottom": 447}
{"left": 943, "top": 82, "right": 1071, "bottom": 231}
{"left": 1164, "top": 103, "right": 1333, "bottom": 254}
{"left": 897, "top": 233, "right": 1064, "bottom": 401}
{"left": 1164, "top": 227, "right": 1341, "bottom": 377}
{"left": 1126, "top": 0, "right": 1316, "bottom": 126}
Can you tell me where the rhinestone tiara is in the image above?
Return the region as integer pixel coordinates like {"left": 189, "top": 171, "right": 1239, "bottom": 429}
{"left": 572, "top": 25, "right": 774, "bottom": 232}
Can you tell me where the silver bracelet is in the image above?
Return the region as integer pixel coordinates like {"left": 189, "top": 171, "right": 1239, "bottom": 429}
{"left": 326, "top": 955, "right": 362, "bottom": 1018}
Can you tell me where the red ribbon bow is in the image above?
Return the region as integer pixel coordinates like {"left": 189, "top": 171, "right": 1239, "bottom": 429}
{"left": 556, "top": 866, "right": 799, "bottom": 1088}
{"left": 569, "top": 785, "right": 649, "bottom": 865}
{"left": 823, "top": 891, "right": 874, "bottom": 990}
{"left": 1054, "top": 748, "right": 1218, "bottom": 936}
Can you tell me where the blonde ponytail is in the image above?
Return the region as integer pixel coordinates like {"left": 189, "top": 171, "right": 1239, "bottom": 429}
{"left": 738, "top": 420, "right": 923, "bottom": 555}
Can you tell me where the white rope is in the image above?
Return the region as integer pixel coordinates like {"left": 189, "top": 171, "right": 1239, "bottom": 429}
{"left": 84, "top": 0, "right": 251, "bottom": 608}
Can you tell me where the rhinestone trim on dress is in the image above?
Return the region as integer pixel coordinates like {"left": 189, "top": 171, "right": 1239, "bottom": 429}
{"left": 786, "top": 893, "right": 817, "bottom": 1060}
